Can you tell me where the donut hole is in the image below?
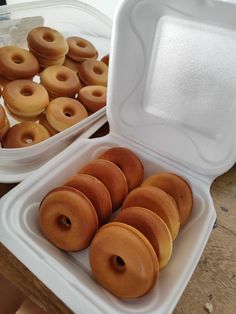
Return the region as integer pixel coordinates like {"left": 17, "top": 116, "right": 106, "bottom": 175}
{"left": 111, "top": 255, "right": 126, "bottom": 272}
{"left": 63, "top": 107, "right": 75, "bottom": 117}
{"left": 57, "top": 215, "right": 72, "bottom": 230}
{"left": 43, "top": 33, "right": 55, "bottom": 42}
{"left": 93, "top": 66, "right": 103, "bottom": 75}
{"left": 20, "top": 87, "right": 33, "bottom": 96}
{"left": 12, "top": 54, "right": 24, "bottom": 64}
{"left": 56, "top": 73, "right": 67, "bottom": 82}
{"left": 92, "top": 90, "right": 102, "bottom": 97}
{"left": 22, "top": 133, "right": 34, "bottom": 145}
{"left": 76, "top": 40, "right": 86, "bottom": 48}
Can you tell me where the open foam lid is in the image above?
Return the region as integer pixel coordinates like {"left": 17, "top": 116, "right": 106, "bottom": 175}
{"left": 107, "top": 0, "right": 236, "bottom": 176}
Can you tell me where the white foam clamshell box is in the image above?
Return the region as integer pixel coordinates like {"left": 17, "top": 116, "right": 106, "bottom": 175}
{"left": 1, "top": 0, "right": 236, "bottom": 313}
{"left": 0, "top": 0, "right": 112, "bottom": 183}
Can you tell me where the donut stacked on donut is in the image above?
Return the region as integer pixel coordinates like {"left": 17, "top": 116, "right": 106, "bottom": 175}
{"left": 67, "top": 37, "right": 98, "bottom": 63}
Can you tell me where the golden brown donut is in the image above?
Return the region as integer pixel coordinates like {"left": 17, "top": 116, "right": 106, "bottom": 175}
{"left": 114, "top": 207, "right": 172, "bottom": 269}
{"left": 122, "top": 186, "right": 180, "bottom": 240}
{"left": 40, "top": 65, "right": 81, "bottom": 98}
{"left": 98, "top": 147, "right": 144, "bottom": 191}
{"left": 101, "top": 54, "right": 109, "bottom": 66}
{"left": 39, "top": 186, "right": 98, "bottom": 251}
{"left": 89, "top": 222, "right": 159, "bottom": 299}
{"left": 64, "top": 174, "right": 112, "bottom": 226}
{"left": 2, "top": 80, "right": 49, "bottom": 117}
{"left": 0, "top": 117, "right": 10, "bottom": 142}
{"left": 67, "top": 37, "right": 98, "bottom": 62}
{"left": 2, "top": 122, "right": 50, "bottom": 148}
{"left": 78, "top": 60, "right": 108, "bottom": 86}
{"left": 0, "top": 46, "right": 39, "bottom": 80}
{"left": 63, "top": 56, "right": 81, "bottom": 72}
{"left": 142, "top": 173, "right": 193, "bottom": 226}
{"left": 77, "top": 85, "right": 106, "bottom": 113}
{"left": 45, "top": 97, "right": 88, "bottom": 132}
{"left": 38, "top": 113, "right": 58, "bottom": 136}
{"left": 79, "top": 159, "right": 128, "bottom": 211}
{"left": 27, "top": 27, "right": 68, "bottom": 59}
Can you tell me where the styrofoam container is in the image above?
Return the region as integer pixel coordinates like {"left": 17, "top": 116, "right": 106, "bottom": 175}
{"left": 0, "top": 0, "right": 111, "bottom": 183}
{"left": 1, "top": 0, "right": 236, "bottom": 313}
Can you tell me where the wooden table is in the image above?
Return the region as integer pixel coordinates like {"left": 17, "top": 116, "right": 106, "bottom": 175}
{"left": 0, "top": 127, "right": 235, "bottom": 313}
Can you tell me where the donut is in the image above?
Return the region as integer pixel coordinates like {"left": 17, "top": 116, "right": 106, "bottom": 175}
{"left": 101, "top": 54, "right": 109, "bottom": 66}
{"left": 46, "top": 97, "right": 88, "bottom": 132}
{"left": 77, "top": 85, "right": 106, "bottom": 113}
{"left": 142, "top": 173, "right": 193, "bottom": 226}
{"left": 2, "top": 80, "right": 49, "bottom": 117}
{"left": 64, "top": 174, "right": 112, "bottom": 226}
{"left": 27, "top": 26, "right": 68, "bottom": 59}
{"left": 67, "top": 37, "right": 98, "bottom": 62}
{"left": 2, "top": 122, "right": 50, "bottom": 148}
{"left": 114, "top": 207, "right": 172, "bottom": 269}
{"left": 98, "top": 147, "right": 144, "bottom": 191}
{"left": 78, "top": 60, "right": 108, "bottom": 86}
{"left": 40, "top": 65, "right": 81, "bottom": 98}
{"left": 79, "top": 159, "right": 128, "bottom": 210}
{"left": 39, "top": 113, "right": 58, "bottom": 136}
{"left": 0, "top": 46, "right": 39, "bottom": 81}
{"left": 39, "top": 186, "right": 98, "bottom": 251}
{"left": 89, "top": 222, "right": 159, "bottom": 299}
{"left": 63, "top": 56, "right": 81, "bottom": 72}
{"left": 122, "top": 186, "right": 180, "bottom": 240}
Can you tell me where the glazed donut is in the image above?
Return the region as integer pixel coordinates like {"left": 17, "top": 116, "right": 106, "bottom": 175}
{"left": 39, "top": 113, "right": 58, "bottom": 136}
{"left": 114, "top": 207, "right": 172, "bottom": 269}
{"left": 78, "top": 60, "right": 108, "bottom": 86}
{"left": 142, "top": 173, "right": 193, "bottom": 226}
{"left": 37, "top": 54, "right": 65, "bottom": 68}
{"left": 46, "top": 97, "right": 88, "bottom": 131}
{"left": 63, "top": 56, "right": 81, "bottom": 73}
{"left": 40, "top": 65, "right": 81, "bottom": 98}
{"left": 89, "top": 222, "right": 159, "bottom": 299}
{"left": 79, "top": 159, "right": 128, "bottom": 210}
{"left": 67, "top": 37, "right": 98, "bottom": 62}
{"left": 64, "top": 174, "right": 112, "bottom": 226}
{"left": 122, "top": 186, "right": 180, "bottom": 240}
{"left": 39, "top": 186, "right": 98, "bottom": 251}
{"left": 27, "top": 26, "right": 68, "bottom": 59}
{"left": 77, "top": 85, "right": 106, "bottom": 113}
{"left": 0, "top": 46, "right": 39, "bottom": 80}
{"left": 2, "top": 80, "right": 49, "bottom": 117}
{"left": 98, "top": 147, "right": 144, "bottom": 191}
{"left": 101, "top": 54, "right": 109, "bottom": 66}
{"left": 2, "top": 122, "right": 50, "bottom": 148}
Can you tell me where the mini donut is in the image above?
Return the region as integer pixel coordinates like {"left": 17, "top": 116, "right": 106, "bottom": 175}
{"left": 0, "top": 117, "right": 10, "bottom": 142}
{"left": 67, "top": 37, "right": 98, "bottom": 62}
{"left": 36, "top": 54, "right": 65, "bottom": 68}
{"left": 2, "top": 80, "right": 49, "bottom": 117}
{"left": 98, "top": 147, "right": 144, "bottom": 191}
{"left": 39, "top": 113, "right": 58, "bottom": 136}
{"left": 122, "top": 186, "right": 180, "bottom": 240}
{"left": 0, "top": 46, "right": 39, "bottom": 80}
{"left": 27, "top": 26, "right": 68, "bottom": 59}
{"left": 63, "top": 56, "right": 81, "bottom": 72}
{"left": 77, "top": 85, "right": 106, "bottom": 113}
{"left": 89, "top": 222, "right": 159, "bottom": 299}
{"left": 2, "top": 122, "right": 50, "bottom": 148}
{"left": 78, "top": 60, "right": 108, "bottom": 86}
{"left": 114, "top": 207, "right": 172, "bottom": 269}
{"left": 40, "top": 65, "right": 81, "bottom": 98}
{"left": 79, "top": 159, "right": 128, "bottom": 211}
{"left": 46, "top": 97, "right": 88, "bottom": 132}
{"left": 142, "top": 173, "right": 193, "bottom": 226}
{"left": 101, "top": 54, "right": 109, "bottom": 66}
{"left": 39, "top": 186, "right": 98, "bottom": 251}
{"left": 64, "top": 174, "right": 112, "bottom": 226}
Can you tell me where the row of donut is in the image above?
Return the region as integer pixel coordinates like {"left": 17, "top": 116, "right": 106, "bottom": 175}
{"left": 39, "top": 147, "right": 193, "bottom": 299}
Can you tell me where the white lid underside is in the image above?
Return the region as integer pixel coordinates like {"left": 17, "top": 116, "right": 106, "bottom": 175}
{"left": 107, "top": 0, "right": 236, "bottom": 176}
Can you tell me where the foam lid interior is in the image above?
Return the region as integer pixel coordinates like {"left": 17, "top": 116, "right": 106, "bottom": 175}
{"left": 107, "top": 0, "right": 236, "bottom": 176}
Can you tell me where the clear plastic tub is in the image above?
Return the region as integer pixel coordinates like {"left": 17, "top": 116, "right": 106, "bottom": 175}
{"left": 0, "top": 0, "right": 112, "bottom": 183}
{"left": 1, "top": 0, "right": 236, "bottom": 313}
